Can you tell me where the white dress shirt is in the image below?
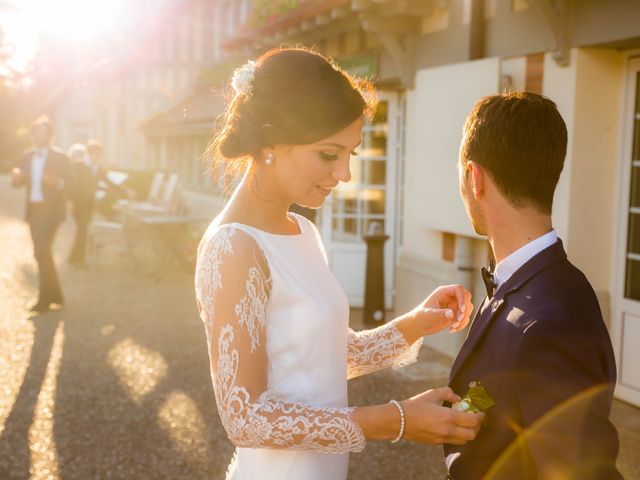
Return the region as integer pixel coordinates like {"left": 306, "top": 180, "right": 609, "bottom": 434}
{"left": 493, "top": 229, "right": 558, "bottom": 290}
{"left": 83, "top": 157, "right": 99, "bottom": 175}
{"left": 29, "top": 148, "right": 48, "bottom": 203}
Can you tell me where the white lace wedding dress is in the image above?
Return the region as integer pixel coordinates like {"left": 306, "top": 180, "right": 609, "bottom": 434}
{"left": 195, "top": 212, "right": 423, "bottom": 480}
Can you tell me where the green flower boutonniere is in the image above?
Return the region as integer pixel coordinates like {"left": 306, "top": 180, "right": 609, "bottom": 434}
{"left": 452, "top": 381, "right": 495, "bottom": 413}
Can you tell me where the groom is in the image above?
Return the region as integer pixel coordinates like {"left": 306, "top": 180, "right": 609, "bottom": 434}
{"left": 445, "top": 92, "right": 621, "bottom": 479}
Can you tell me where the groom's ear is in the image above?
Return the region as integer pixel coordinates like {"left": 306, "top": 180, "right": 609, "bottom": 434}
{"left": 468, "top": 161, "right": 485, "bottom": 199}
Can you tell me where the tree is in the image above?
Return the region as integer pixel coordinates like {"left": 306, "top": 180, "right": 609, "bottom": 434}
{"left": 0, "top": 3, "right": 32, "bottom": 171}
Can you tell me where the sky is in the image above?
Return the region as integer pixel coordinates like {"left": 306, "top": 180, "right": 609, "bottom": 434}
{"left": 1, "top": 0, "right": 128, "bottom": 72}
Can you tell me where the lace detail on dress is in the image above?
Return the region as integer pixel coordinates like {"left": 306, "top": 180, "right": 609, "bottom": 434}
{"left": 195, "top": 224, "right": 366, "bottom": 454}
{"left": 195, "top": 226, "right": 235, "bottom": 328}
{"left": 346, "top": 321, "right": 423, "bottom": 379}
{"left": 248, "top": 393, "right": 365, "bottom": 453}
{"left": 214, "top": 321, "right": 364, "bottom": 453}
{"left": 235, "top": 267, "right": 268, "bottom": 353}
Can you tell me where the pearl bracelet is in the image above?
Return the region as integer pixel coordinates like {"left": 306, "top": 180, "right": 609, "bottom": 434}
{"left": 388, "top": 399, "right": 405, "bottom": 443}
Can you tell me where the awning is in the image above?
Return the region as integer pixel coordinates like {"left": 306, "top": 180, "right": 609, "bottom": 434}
{"left": 141, "top": 89, "right": 227, "bottom": 138}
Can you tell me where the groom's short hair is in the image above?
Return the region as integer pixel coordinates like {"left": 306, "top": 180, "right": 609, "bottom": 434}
{"left": 461, "top": 92, "right": 567, "bottom": 215}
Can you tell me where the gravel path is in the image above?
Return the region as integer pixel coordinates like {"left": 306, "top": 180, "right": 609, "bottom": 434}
{"left": 0, "top": 175, "right": 638, "bottom": 479}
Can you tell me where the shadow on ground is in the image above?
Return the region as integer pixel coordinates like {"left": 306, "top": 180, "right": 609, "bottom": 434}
{"left": 0, "top": 175, "right": 638, "bottom": 479}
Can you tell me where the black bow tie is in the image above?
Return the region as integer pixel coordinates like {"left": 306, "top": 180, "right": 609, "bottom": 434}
{"left": 481, "top": 259, "right": 496, "bottom": 298}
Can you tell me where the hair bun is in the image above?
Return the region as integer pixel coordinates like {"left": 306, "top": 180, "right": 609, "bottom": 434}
{"left": 219, "top": 129, "right": 247, "bottom": 158}
{"left": 218, "top": 110, "right": 264, "bottom": 158}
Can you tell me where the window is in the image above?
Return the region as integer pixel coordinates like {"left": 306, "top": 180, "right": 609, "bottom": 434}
{"left": 625, "top": 72, "right": 640, "bottom": 300}
{"left": 331, "top": 101, "right": 389, "bottom": 242}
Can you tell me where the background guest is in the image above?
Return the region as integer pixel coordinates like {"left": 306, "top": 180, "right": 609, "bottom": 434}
{"left": 67, "top": 139, "right": 128, "bottom": 266}
{"left": 11, "top": 116, "right": 73, "bottom": 312}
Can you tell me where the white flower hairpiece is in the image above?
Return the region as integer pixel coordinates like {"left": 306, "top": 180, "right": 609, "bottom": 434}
{"left": 231, "top": 60, "right": 257, "bottom": 97}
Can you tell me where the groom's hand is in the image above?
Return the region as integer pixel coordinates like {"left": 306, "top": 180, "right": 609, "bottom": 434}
{"left": 401, "top": 387, "right": 484, "bottom": 445}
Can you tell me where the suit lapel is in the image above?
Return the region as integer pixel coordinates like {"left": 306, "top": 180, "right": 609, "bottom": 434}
{"left": 449, "top": 240, "right": 568, "bottom": 382}
{"left": 450, "top": 295, "right": 506, "bottom": 381}
{"left": 43, "top": 148, "right": 55, "bottom": 174}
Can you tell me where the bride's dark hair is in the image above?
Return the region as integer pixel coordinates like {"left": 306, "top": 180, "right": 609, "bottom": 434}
{"left": 209, "top": 46, "right": 377, "bottom": 185}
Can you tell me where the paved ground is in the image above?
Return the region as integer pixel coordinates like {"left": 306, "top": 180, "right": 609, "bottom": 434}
{"left": 0, "top": 174, "right": 639, "bottom": 479}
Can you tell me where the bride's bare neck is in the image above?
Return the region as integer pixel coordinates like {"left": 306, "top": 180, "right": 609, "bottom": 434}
{"left": 219, "top": 170, "right": 297, "bottom": 234}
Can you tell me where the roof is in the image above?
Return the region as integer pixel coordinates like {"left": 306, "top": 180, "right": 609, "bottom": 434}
{"left": 141, "top": 89, "right": 227, "bottom": 138}
{"left": 223, "top": 0, "right": 429, "bottom": 52}
{"left": 224, "top": 0, "right": 350, "bottom": 50}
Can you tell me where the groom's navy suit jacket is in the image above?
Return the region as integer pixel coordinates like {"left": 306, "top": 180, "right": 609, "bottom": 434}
{"left": 445, "top": 240, "right": 621, "bottom": 479}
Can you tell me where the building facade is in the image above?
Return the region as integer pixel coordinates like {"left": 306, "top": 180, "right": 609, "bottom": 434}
{"left": 213, "top": 0, "right": 640, "bottom": 408}
{"left": 50, "top": 0, "right": 640, "bottom": 408}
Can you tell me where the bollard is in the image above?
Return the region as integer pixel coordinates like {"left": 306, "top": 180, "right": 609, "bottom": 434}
{"left": 363, "top": 221, "right": 389, "bottom": 327}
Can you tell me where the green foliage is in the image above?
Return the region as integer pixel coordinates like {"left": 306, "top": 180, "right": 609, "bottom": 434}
{"left": 251, "top": 0, "right": 317, "bottom": 27}
{"left": 0, "top": 22, "right": 32, "bottom": 171}
{"left": 464, "top": 383, "right": 496, "bottom": 412}
{"left": 452, "top": 381, "right": 496, "bottom": 413}
{"left": 0, "top": 6, "right": 76, "bottom": 169}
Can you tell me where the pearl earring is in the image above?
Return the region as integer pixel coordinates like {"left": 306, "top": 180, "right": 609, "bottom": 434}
{"left": 265, "top": 153, "right": 274, "bottom": 165}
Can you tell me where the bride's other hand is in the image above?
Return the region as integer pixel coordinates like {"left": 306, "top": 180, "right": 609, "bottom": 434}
{"left": 351, "top": 387, "right": 483, "bottom": 445}
{"left": 413, "top": 284, "right": 473, "bottom": 335}
{"left": 402, "top": 387, "right": 483, "bottom": 445}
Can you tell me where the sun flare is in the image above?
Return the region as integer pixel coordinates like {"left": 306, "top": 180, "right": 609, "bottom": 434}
{"left": 31, "top": 0, "right": 125, "bottom": 42}
{"left": 2, "top": 0, "right": 126, "bottom": 70}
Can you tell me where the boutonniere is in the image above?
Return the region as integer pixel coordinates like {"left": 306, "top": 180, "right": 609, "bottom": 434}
{"left": 452, "top": 381, "right": 495, "bottom": 413}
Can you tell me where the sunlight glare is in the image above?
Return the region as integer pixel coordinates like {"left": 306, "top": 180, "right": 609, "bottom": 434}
{"left": 107, "top": 338, "right": 168, "bottom": 404}
{"left": 28, "top": 321, "right": 65, "bottom": 479}
{"left": 2, "top": 0, "right": 126, "bottom": 70}
{"left": 157, "top": 392, "right": 209, "bottom": 463}
{"left": 29, "top": 0, "right": 125, "bottom": 42}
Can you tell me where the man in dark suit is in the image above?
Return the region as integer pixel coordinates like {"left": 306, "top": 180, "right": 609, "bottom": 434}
{"left": 445, "top": 92, "right": 621, "bottom": 479}
{"left": 67, "top": 139, "right": 126, "bottom": 266}
{"left": 11, "top": 116, "right": 73, "bottom": 313}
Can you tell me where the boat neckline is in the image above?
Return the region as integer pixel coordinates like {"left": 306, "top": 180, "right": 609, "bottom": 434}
{"left": 220, "top": 212, "right": 303, "bottom": 237}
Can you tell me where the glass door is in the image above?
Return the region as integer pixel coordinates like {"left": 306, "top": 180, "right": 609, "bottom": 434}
{"left": 614, "top": 57, "right": 640, "bottom": 406}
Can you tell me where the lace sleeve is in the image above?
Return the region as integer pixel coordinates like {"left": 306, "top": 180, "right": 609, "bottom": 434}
{"left": 346, "top": 321, "right": 423, "bottom": 380}
{"left": 194, "top": 226, "right": 365, "bottom": 453}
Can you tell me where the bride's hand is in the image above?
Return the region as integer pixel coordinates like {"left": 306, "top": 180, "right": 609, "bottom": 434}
{"left": 411, "top": 284, "right": 473, "bottom": 335}
{"left": 401, "top": 387, "right": 484, "bottom": 445}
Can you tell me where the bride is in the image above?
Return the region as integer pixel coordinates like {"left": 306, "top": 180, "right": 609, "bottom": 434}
{"left": 195, "top": 47, "right": 484, "bottom": 480}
